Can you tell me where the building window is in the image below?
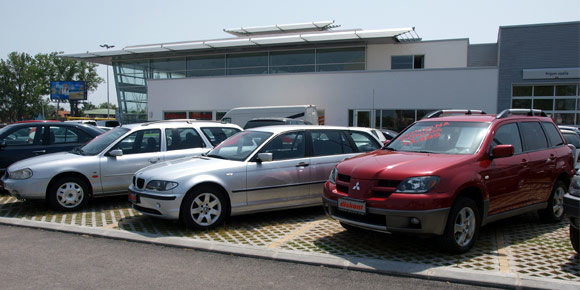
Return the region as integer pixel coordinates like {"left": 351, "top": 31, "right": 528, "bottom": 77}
{"left": 270, "top": 49, "right": 315, "bottom": 74}
{"left": 392, "top": 55, "right": 424, "bottom": 70}
{"left": 165, "top": 112, "right": 187, "bottom": 120}
{"left": 316, "top": 47, "right": 365, "bottom": 72}
{"left": 511, "top": 84, "right": 579, "bottom": 125}
{"left": 186, "top": 55, "right": 225, "bottom": 77}
{"left": 227, "top": 52, "right": 268, "bottom": 75}
{"left": 151, "top": 58, "right": 186, "bottom": 79}
{"left": 189, "top": 111, "right": 213, "bottom": 120}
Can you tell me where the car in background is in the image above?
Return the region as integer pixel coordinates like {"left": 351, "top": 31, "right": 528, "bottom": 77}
{"left": 565, "top": 174, "right": 580, "bottom": 253}
{"left": 0, "top": 121, "right": 105, "bottom": 176}
{"left": 243, "top": 117, "right": 312, "bottom": 129}
{"left": 323, "top": 109, "right": 574, "bottom": 253}
{"left": 349, "top": 127, "right": 387, "bottom": 144}
{"left": 380, "top": 129, "right": 399, "bottom": 142}
{"left": 559, "top": 125, "right": 580, "bottom": 136}
{"left": 65, "top": 119, "right": 98, "bottom": 126}
{"left": 128, "top": 125, "right": 382, "bottom": 230}
{"left": 2, "top": 120, "right": 241, "bottom": 211}
{"left": 561, "top": 128, "right": 580, "bottom": 170}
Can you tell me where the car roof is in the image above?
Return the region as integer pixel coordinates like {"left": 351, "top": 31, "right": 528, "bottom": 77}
{"left": 246, "top": 125, "right": 372, "bottom": 134}
{"left": 120, "top": 120, "right": 242, "bottom": 130}
{"left": 418, "top": 109, "right": 556, "bottom": 123}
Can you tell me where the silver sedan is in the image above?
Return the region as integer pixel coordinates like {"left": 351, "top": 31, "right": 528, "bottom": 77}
{"left": 128, "top": 125, "right": 382, "bottom": 230}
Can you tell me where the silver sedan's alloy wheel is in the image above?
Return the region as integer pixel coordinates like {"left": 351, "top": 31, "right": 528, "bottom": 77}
{"left": 56, "top": 182, "right": 85, "bottom": 208}
{"left": 552, "top": 186, "right": 565, "bottom": 218}
{"left": 190, "top": 192, "right": 222, "bottom": 226}
{"left": 454, "top": 207, "right": 476, "bottom": 247}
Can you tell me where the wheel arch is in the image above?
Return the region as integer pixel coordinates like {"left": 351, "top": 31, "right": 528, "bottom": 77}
{"left": 183, "top": 182, "right": 232, "bottom": 216}
{"left": 46, "top": 172, "right": 93, "bottom": 200}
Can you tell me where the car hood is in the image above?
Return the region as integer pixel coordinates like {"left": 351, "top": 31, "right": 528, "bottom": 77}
{"left": 337, "top": 150, "right": 474, "bottom": 180}
{"left": 7, "top": 152, "right": 84, "bottom": 171}
{"left": 135, "top": 156, "right": 242, "bottom": 180}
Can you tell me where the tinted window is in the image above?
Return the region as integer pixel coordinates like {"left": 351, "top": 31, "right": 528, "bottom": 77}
{"left": 312, "top": 130, "right": 352, "bottom": 156}
{"left": 491, "top": 123, "right": 522, "bottom": 154}
{"left": 116, "top": 129, "right": 161, "bottom": 155}
{"left": 3, "top": 126, "right": 42, "bottom": 146}
{"left": 165, "top": 128, "right": 204, "bottom": 151}
{"left": 563, "top": 132, "right": 580, "bottom": 149}
{"left": 519, "top": 122, "right": 548, "bottom": 151}
{"left": 200, "top": 127, "right": 241, "bottom": 146}
{"left": 49, "top": 126, "right": 79, "bottom": 144}
{"left": 259, "top": 131, "right": 305, "bottom": 161}
{"left": 541, "top": 122, "right": 565, "bottom": 147}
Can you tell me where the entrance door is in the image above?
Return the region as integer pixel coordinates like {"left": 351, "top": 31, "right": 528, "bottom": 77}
{"left": 354, "top": 110, "right": 371, "bottom": 127}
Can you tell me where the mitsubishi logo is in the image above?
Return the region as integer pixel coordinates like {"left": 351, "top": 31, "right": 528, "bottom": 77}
{"left": 352, "top": 181, "right": 361, "bottom": 191}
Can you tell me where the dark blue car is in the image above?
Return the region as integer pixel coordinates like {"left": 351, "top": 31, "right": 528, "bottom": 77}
{"left": 0, "top": 121, "right": 105, "bottom": 176}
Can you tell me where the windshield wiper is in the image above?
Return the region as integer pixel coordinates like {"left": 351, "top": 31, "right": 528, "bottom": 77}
{"left": 71, "top": 146, "right": 84, "bottom": 155}
{"left": 206, "top": 154, "right": 227, "bottom": 160}
{"left": 383, "top": 147, "right": 397, "bottom": 151}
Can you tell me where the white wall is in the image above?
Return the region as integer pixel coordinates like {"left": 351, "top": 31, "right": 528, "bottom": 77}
{"left": 367, "top": 39, "right": 469, "bottom": 70}
{"left": 148, "top": 67, "right": 498, "bottom": 126}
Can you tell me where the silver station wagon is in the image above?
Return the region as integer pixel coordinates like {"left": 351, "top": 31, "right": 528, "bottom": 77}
{"left": 128, "top": 125, "right": 382, "bottom": 229}
{"left": 2, "top": 120, "right": 241, "bottom": 211}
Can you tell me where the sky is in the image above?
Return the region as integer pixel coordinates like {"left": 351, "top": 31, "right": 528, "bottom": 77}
{"left": 1, "top": 0, "right": 579, "bottom": 108}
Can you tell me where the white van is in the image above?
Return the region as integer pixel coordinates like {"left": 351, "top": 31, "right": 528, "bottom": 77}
{"left": 221, "top": 105, "right": 318, "bottom": 128}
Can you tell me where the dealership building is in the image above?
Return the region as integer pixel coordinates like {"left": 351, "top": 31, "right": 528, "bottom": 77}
{"left": 65, "top": 21, "right": 579, "bottom": 129}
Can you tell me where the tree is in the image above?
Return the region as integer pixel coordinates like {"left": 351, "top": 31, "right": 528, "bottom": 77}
{"left": 0, "top": 52, "right": 103, "bottom": 122}
{"left": 98, "top": 102, "right": 118, "bottom": 111}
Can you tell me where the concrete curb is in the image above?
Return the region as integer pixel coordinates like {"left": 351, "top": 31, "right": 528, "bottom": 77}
{"left": 1, "top": 217, "right": 577, "bottom": 290}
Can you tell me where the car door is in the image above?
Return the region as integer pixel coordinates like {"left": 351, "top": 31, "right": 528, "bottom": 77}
{"left": 99, "top": 128, "right": 164, "bottom": 194}
{"left": 45, "top": 125, "right": 94, "bottom": 154}
{"left": 245, "top": 131, "right": 311, "bottom": 210}
{"left": 483, "top": 122, "right": 530, "bottom": 215}
{"left": 519, "top": 121, "right": 553, "bottom": 205}
{"left": 0, "top": 124, "right": 45, "bottom": 173}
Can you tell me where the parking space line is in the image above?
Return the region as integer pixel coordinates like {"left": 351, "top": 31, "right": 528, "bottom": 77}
{"left": 496, "top": 229, "right": 510, "bottom": 274}
{"left": 267, "top": 219, "right": 324, "bottom": 249}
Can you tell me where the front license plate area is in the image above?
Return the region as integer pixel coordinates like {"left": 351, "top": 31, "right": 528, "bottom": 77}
{"left": 338, "top": 198, "right": 366, "bottom": 215}
{"left": 128, "top": 192, "right": 140, "bottom": 204}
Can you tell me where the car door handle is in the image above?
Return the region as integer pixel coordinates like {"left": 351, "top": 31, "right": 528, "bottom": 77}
{"left": 521, "top": 159, "right": 528, "bottom": 166}
{"left": 149, "top": 158, "right": 160, "bottom": 163}
{"left": 296, "top": 162, "right": 309, "bottom": 167}
{"left": 33, "top": 150, "right": 46, "bottom": 154}
{"left": 549, "top": 154, "right": 556, "bottom": 160}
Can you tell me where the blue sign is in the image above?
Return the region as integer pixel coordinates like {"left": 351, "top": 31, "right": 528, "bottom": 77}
{"left": 50, "top": 81, "right": 87, "bottom": 100}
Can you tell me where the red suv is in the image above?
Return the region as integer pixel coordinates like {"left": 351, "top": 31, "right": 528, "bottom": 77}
{"left": 323, "top": 109, "right": 575, "bottom": 253}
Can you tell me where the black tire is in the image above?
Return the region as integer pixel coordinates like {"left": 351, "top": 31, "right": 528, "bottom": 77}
{"left": 571, "top": 225, "right": 579, "bottom": 253}
{"left": 180, "top": 185, "right": 229, "bottom": 230}
{"left": 538, "top": 180, "right": 566, "bottom": 222}
{"left": 47, "top": 176, "right": 90, "bottom": 211}
{"left": 438, "top": 197, "right": 480, "bottom": 254}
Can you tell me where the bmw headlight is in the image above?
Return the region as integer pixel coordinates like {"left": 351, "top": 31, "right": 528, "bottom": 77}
{"left": 329, "top": 167, "right": 338, "bottom": 184}
{"left": 145, "top": 180, "right": 178, "bottom": 191}
{"left": 9, "top": 168, "right": 33, "bottom": 180}
{"left": 395, "top": 176, "right": 439, "bottom": 193}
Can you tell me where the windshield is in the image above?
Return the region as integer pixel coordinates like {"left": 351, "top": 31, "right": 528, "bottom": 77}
{"left": 80, "top": 127, "right": 130, "bottom": 155}
{"left": 386, "top": 121, "right": 490, "bottom": 155}
{"left": 206, "top": 131, "right": 272, "bottom": 161}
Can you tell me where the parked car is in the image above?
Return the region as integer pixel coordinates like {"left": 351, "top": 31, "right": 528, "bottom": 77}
{"left": 1, "top": 120, "right": 241, "bottom": 211}
{"left": 561, "top": 128, "right": 580, "bottom": 170}
{"left": 380, "top": 129, "right": 399, "bottom": 141}
{"left": 128, "top": 125, "right": 382, "bottom": 230}
{"left": 565, "top": 174, "right": 580, "bottom": 253}
{"left": 0, "top": 121, "right": 105, "bottom": 176}
{"left": 559, "top": 125, "right": 580, "bottom": 135}
{"left": 322, "top": 109, "right": 574, "bottom": 253}
{"left": 243, "top": 118, "right": 312, "bottom": 129}
{"left": 349, "top": 127, "right": 387, "bottom": 144}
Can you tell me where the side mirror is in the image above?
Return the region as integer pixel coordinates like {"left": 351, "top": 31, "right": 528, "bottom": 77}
{"left": 491, "top": 144, "right": 514, "bottom": 159}
{"left": 257, "top": 152, "right": 273, "bottom": 163}
{"left": 0, "top": 140, "right": 5, "bottom": 150}
{"left": 568, "top": 144, "right": 577, "bottom": 168}
{"left": 108, "top": 149, "right": 123, "bottom": 157}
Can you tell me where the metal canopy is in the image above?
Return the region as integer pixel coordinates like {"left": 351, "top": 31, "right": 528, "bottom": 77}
{"left": 224, "top": 20, "right": 336, "bottom": 36}
{"left": 61, "top": 24, "right": 420, "bottom": 63}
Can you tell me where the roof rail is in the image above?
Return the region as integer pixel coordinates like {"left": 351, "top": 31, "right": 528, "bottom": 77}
{"left": 424, "top": 109, "right": 487, "bottom": 119}
{"left": 141, "top": 119, "right": 198, "bottom": 126}
{"left": 496, "top": 109, "right": 547, "bottom": 119}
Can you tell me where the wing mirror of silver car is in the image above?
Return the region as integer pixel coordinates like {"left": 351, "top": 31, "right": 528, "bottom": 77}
{"left": 108, "top": 149, "right": 123, "bottom": 157}
{"left": 0, "top": 140, "right": 5, "bottom": 150}
{"left": 257, "top": 152, "right": 273, "bottom": 163}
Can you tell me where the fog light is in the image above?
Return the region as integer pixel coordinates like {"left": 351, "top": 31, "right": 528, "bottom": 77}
{"left": 410, "top": 217, "right": 420, "bottom": 225}
{"left": 156, "top": 203, "right": 161, "bottom": 209}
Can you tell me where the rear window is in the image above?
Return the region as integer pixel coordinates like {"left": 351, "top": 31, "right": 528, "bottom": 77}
{"left": 519, "top": 122, "right": 548, "bottom": 151}
{"left": 243, "top": 120, "right": 284, "bottom": 129}
{"left": 541, "top": 122, "right": 565, "bottom": 147}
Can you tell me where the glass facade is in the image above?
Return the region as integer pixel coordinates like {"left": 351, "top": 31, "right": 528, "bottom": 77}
{"left": 511, "top": 84, "right": 579, "bottom": 125}
{"left": 113, "top": 46, "right": 366, "bottom": 123}
{"left": 348, "top": 109, "right": 440, "bottom": 132}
